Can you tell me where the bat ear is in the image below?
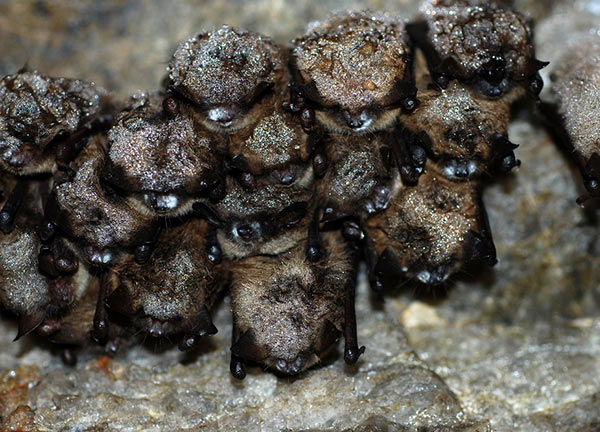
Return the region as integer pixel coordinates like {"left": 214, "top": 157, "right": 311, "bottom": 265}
{"left": 313, "top": 320, "right": 341, "bottom": 355}
{"left": 104, "top": 285, "right": 135, "bottom": 316}
{"left": 14, "top": 310, "right": 45, "bottom": 341}
{"left": 374, "top": 247, "right": 402, "bottom": 276}
{"left": 463, "top": 230, "right": 497, "bottom": 266}
{"left": 162, "top": 96, "right": 179, "bottom": 117}
{"left": 320, "top": 202, "right": 347, "bottom": 223}
{"left": 193, "top": 202, "right": 223, "bottom": 227}
{"left": 198, "top": 172, "right": 225, "bottom": 200}
{"left": 231, "top": 329, "right": 268, "bottom": 362}
{"left": 49, "top": 322, "right": 85, "bottom": 345}
{"left": 230, "top": 154, "right": 253, "bottom": 172}
{"left": 277, "top": 201, "right": 308, "bottom": 227}
{"left": 188, "top": 305, "right": 218, "bottom": 337}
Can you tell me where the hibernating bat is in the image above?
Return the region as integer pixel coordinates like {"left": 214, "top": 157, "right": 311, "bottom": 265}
{"left": 102, "top": 92, "right": 226, "bottom": 217}
{"left": 291, "top": 10, "right": 417, "bottom": 134}
{"left": 44, "top": 133, "right": 158, "bottom": 268}
{"left": 0, "top": 70, "right": 111, "bottom": 175}
{"left": 315, "top": 132, "right": 401, "bottom": 222}
{"left": 547, "top": 35, "right": 600, "bottom": 200}
{"left": 359, "top": 170, "right": 496, "bottom": 289}
{"left": 228, "top": 231, "right": 363, "bottom": 378}
{"left": 105, "top": 218, "right": 226, "bottom": 351}
{"left": 167, "top": 26, "right": 288, "bottom": 134}
{"left": 0, "top": 175, "right": 90, "bottom": 340}
{"left": 407, "top": 0, "right": 547, "bottom": 99}
{"left": 199, "top": 173, "right": 314, "bottom": 260}
{"left": 398, "top": 51, "right": 519, "bottom": 181}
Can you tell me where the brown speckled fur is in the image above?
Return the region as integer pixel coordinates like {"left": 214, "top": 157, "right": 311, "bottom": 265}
{"left": 399, "top": 51, "right": 513, "bottom": 180}
{"left": 103, "top": 92, "right": 226, "bottom": 218}
{"left": 168, "top": 26, "right": 289, "bottom": 135}
{"left": 0, "top": 70, "right": 111, "bottom": 176}
{"left": 107, "top": 219, "right": 226, "bottom": 341}
{"left": 230, "top": 231, "right": 354, "bottom": 375}
{"left": 316, "top": 132, "right": 400, "bottom": 221}
{"left": 212, "top": 175, "right": 314, "bottom": 259}
{"left": 407, "top": 0, "right": 545, "bottom": 98}
{"left": 292, "top": 11, "right": 416, "bottom": 135}
{"left": 46, "top": 134, "right": 157, "bottom": 267}
{"left": 365, "top": 170, "right": 495, "bottom": 285}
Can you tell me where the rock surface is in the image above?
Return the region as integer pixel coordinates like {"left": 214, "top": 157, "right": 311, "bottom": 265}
{"left": 1, "top": 1, "right": 600, "bottom": 431}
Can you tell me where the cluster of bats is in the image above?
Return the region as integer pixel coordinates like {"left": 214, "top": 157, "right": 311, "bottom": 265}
{"left": 0, "top": 0, "right": 595, "bottom": 378}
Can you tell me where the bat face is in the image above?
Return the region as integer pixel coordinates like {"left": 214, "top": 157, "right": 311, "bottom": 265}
{"left": 210, "top": 176, "right": 314, "bottom": 259}
{"left": 103, "top": 93, "right": 225, "bottom": 217}
{"left": 408, "top": 0, "right": 546, "bottom": 99}
{"left": 365, "top": 170, "right": 496, "bottom": 286}
{"left": 46, "top": 134, "right": 157, "bottom": 267}
{"left": 230, "top": 232, "right": 351, "bottom": 375}
{"left": 400, "top": 80, "right": 515, "bottom": 180}
{"left": 550, "top": 35, "right": 600, "bottom": 198}
{"left": 0, "top": 71, "right": 109, "bottom": 175}
{"left": 167, "top": 26, "right": 287, "bottom": 134}
{"left": 316, "top": 133, "right": 400, "bottom": 222}
{"left": 106, "top": 219, "right": 222, "bottom": 346}
{"left": 292, "top": 11, "right": 416, "bottom": 134}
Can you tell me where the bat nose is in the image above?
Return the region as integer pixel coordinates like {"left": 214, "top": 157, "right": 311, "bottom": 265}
{"left": 236, "top": 224, "right": 254, "bottom": 240}
{"left": 275, "top": 356, "right": 306, "bottom": 375}
{"left": 144, "top": 192, "right": 179, "bottom": 213}
{"left": 207, "top": 105, "right": 239, "bottom": 125}
{"left": 147, "top": 319, "right": 170, "bottom": 337}
{"left": 343, "top": 110, "right": 364, "bottom": 129}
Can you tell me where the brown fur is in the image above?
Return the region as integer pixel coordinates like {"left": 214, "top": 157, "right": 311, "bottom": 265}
{"left": 230, "top": 231, "right": 353, "bottom": 375}
{"left": 315, "top": 132, "right": 401, "bottom": 221}
{"left": 551, "top": 36, "right": 600, "bottom": 161}
{"left": 408, "top": 0, "right": 544, "bottom": 98}
{"left": 365, "top": 170, "right": 494, "bottom": 285}
{"left": 227, "top": 106, "right": 313, "bottom": 181}
{"left": 108, "top": 219, "right": 226, "bottom": 339}
{"left": 0, "top": 175, "right": 48, "bottom": 319}
{"left": 400, "top": 52, "right": 512, "bottom": 180}
{"left": 46, "top": 134, "right": 157, "bottom": 267}
{"left": 103, "top": 92, "right": 226, "bottom": 217}
{"left": 212, "top": 175, "right": 314, "bottom": 259}
{"left": 292, "top": 11, "right": 415, "bottom": 134}
{"left": 48, "top": 276, "right": 99, "bottom": 345}
{"left": 0, "top": 176, "right": 91, "bottom": 338}
{"left": 549, "top": 35, "right": 600, "bottom": 198}
{"left": 0, "top": 70, "right": 111, "bottom": 176}
{"left": 167, "top": 26, "right": 289, "bottom": 134}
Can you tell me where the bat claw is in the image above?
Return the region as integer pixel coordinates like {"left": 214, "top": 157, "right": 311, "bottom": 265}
{"left": 306, "top": 245, "right": 323, "bottom": 262}
{"left": 230, "top": 357, "right": 247, "bottom": 380}
{"left": 344, "top": 345, "right": 365, "bottom": 365}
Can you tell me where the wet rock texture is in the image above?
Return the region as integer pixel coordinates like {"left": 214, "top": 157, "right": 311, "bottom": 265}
{"left": 1, "top": 0, "right": 600, "bottom": 430}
